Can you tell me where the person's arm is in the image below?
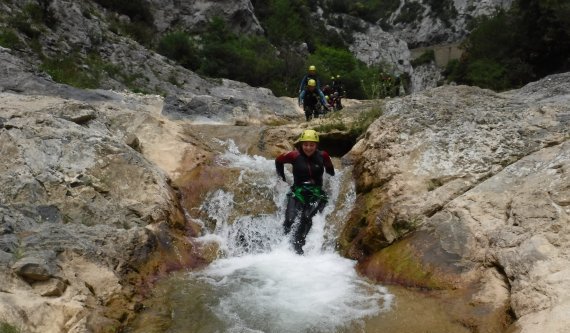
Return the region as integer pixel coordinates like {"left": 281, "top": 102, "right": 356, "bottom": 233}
{"left": 321, "top": 151, "right": 335, "bottom": 176}
{"left": 298, "top": 90, "right": 306, "bottom": 106}
{"left": 299, "top": 76, "right": 307, "bottom": 93}
{"left": 317, "top": 89, "right": 329, "bottom": 109}
{"left": 275, "top": 151, "right": 299, "bottom": 181}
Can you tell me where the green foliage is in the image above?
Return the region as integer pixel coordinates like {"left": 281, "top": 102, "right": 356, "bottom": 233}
{"left": 410, "top": 49, "right": 435, "bottom": 67}
{"left": 93, "top": 0, "right": 153, "bottom": 25}
{"left": 195, "top": 18, "right": 284, "bottom": 89}
{"left": 94, "top": 0, "right": 155, "bottom": 45}
{"left": 361, "top": 70, "right": 403, "bottom": 99}
{"left": 0, "top": 322, "right": 20, "bottom": 333}
{"left": 8, "top": 12, "right": 41, "bottom": 38}
{"left": 108, "top": 16, "right": 154, "bottom": 46}
{"left": 40, "top": 53, "right": 124, "bottom": 89}
{"left": 157, "top": 31, "right": 199, "bottom": 70}
{"left": 260, "top": 0, "right": 305, "bottom": 45}
{"left": 466, "top": 59, "right": 510, "bottom": 90}
{"left": 0, "top": 29, "right": 23, "bottom": 49}
{"left": 24, "top": 1, "right": 57, "bottom": 28}
{"left": 349, "top": 107, "right": 383, "bottom": 138}
{"left": 444, "top": 0, "right": 570, "bottom": 91}
{"left": 41, "top": 55, "right": 100, "bottom": 89}
{"left": 424, "top": 0, "right": 457, "bottom": 25}
{"left": 394, "top": 1, "right": 423, "bottom": 25}
{"left": 307, "top": 45, "right": 387, "bottom": 99}
{"left": 343, "top": 0, "right": 401, "bottom": 23}
{"left": 313, "top": 121, "right": 348, "bottom": 133}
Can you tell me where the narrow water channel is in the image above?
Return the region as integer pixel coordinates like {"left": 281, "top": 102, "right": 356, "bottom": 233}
{"left": 129, "top": 141, "right": 393, "bottom": 333}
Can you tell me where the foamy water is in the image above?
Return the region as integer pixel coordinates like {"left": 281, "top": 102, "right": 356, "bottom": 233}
{"left": 157, "top": 141, "right": 393, "bottom": 332}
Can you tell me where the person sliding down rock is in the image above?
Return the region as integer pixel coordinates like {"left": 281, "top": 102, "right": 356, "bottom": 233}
{"left": 275, "top": 130, "right": 335, "bottom": 254}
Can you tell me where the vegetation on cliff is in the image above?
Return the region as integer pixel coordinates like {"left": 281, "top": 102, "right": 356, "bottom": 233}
{"left": 445, "top": 0, "right": 570, "bottom": 91}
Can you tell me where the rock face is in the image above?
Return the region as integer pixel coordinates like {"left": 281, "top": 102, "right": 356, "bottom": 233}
{"left": 0, "top": 1, "right": 297, "bottom": 124}
{"left": 343, "top": 73, "right": 570, "bottom": 332}
{"left": 150, "top": 0, "right": 264, "bottom": 35}
{"left": 0, "top": 50, "right": 225, "bottom": 331}
{"left": 386, "top": 0, "right": 514, "bottom": 47}
{"left": 349, "top": 23, "right": 412, "bottom": 75}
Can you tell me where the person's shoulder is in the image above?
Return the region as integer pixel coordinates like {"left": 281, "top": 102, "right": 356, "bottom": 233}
{"left": 319, "top": 150, "right": 331, "bottom": 159}
{"left": 278, "top": 150, "right": 300, "bottom": 159}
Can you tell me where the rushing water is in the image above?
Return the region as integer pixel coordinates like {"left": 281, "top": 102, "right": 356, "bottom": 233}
{"left": 132, "top": 141, "right": 393, "bottom": 333}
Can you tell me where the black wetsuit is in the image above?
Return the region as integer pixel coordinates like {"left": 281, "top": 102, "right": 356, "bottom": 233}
{"left": 275, "top": 149, "right": 335, "bottom": 254}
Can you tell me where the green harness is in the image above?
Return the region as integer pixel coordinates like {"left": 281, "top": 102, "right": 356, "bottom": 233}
{"left": 291, "top": 184, "right": 328, "bottom": 204}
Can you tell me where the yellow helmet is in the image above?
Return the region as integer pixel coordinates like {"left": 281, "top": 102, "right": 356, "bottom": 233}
{"left": 308, "top": 65, "right": 316, "bottom": 72}
{"left": 298, "top": 129, "right": 319, "bottom": 143}
{"left": 307, "top": 79, "right": 317, "bottom": 87}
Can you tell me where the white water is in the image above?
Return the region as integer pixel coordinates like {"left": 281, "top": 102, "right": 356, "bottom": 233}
{"left": 173, "top": 141, "right": 393, "bottom": 333}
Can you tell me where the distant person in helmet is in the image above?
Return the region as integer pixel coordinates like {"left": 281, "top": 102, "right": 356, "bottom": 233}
{"left": 299, "top": 79, "right": 329, "bottom": 121}
{"left": 331, "top": 74, "right": 344, "bottom": 109}
{"left": 299, "top": 65, "right": 322, "bottom": 92}
{"left": 275, "top": 129, "right": 335, "bottom": 254}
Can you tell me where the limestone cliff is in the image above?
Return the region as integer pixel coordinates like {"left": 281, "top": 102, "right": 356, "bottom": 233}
{"left": 343, "top": 73, "right": 570, "bottom": 332}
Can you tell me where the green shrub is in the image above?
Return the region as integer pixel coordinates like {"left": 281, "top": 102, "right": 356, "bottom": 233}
{"left": 349, "top": 107, "right": 383, "bottom": 137}
{"left": 394, "top": 2, "right": 423, "bottom": 25}
{"left": 442, "top": 0, "right": 570, "bottom": 91}
{"left": 410, "top": 49, "right": 435, "bottom": 67}
{"left": 8, "top": 13, "right": 41, "bottom": 38}
{"left": 41, "top": 56, "right": 100, "bottom": 89}
{"left": 93, "top": 0, "right": 153, "bottom": 25}
{"left": 0, "top": 29, "right": 23, "bottom": 49}
{"left": 0, "top": 322, "right": 21, "bottom": 333}
{"left": 158, "top": 31, "right": 199, "bottom": 70}
{"left": 465, "top": 59, "right": 509, "bottom": 91}
{"left": 424, "top": 0, "right": 457, "bottom": 26}
{"left": 24, "top": 1, "right": 57, "bottom": 28}
{"left": 198, "top": 18, "right": 284, "bottom": 89}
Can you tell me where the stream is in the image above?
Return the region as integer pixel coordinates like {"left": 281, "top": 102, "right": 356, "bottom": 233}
{"left": 129, "top": 140, "right": 394, "bottom": 332}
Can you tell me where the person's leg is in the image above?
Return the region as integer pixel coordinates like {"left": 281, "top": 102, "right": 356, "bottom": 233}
{"left": 303, "top": 105, "right": 312, "bottom": 121}
{"left": 292, "top": 199, "right": 325, "bottom": 254}
{"left": 292, "top": 213, "right": 312, "bottom": 254}
{"left": 283, "top": 195, "right": 300, "bottom": 235}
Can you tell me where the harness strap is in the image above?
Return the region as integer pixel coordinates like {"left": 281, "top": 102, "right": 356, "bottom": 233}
{"left": 290, "top": 184, "right": 327, "bottom": 204}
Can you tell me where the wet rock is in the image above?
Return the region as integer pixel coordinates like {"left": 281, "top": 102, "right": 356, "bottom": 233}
{"left": 347, "top": 73, "right": 570, "bottom": 331}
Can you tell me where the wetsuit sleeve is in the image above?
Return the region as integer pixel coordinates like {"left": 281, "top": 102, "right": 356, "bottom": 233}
{"left": 321, "top": 151, "right": 335, "bottom": 176}
{"left": 299, "top": 76, "right": 307, "bottom": 93}
{"left": 275, "top": 151, "right": 298, "bottom": 181}
{"left": 317, "top": 89, "right": 328, "bottom": 107}
{"left": 298, "top": 90, "right": 305, "bottom": 105}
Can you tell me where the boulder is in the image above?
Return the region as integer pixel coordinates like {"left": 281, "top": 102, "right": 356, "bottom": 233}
{"left": 0, "top": 88, "right": 204, "bottom": 332}
{"left": 345, "top": 72, "right": 570, "bottom": 331}
{"left": 12, "top": 254, "right": 58, "bottom": 282}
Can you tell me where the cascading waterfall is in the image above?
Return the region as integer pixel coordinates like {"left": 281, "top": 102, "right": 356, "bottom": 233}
{"left": 138, "top": 140, "right": 393, "bottom": 333}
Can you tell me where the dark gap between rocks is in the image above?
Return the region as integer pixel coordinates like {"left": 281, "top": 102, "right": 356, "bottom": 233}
{"left": 318, "top": 133, "right": 358, "bottom": 157}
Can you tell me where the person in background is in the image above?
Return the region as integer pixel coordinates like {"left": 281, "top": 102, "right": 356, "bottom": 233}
{"left": 299, "top": 79, "right": 329, "bottom": 121}
{"left": 331, "top": 74, "right": 344, "bottom": 110}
